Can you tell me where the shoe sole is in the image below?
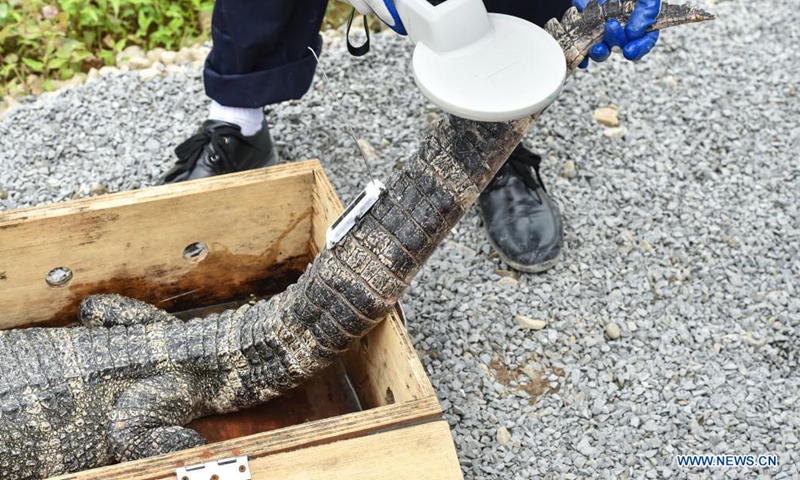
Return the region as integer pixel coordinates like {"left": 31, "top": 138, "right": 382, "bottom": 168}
{"left": 501, "top": 252, "right": 562, "bottom": 274}
{"left": 486, "top": 235, "right": 563, "bottom": 274}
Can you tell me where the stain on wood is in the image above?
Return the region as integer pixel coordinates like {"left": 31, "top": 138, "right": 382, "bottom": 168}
{"left": 39, "top": 253, "right": 309, "bottom": 328}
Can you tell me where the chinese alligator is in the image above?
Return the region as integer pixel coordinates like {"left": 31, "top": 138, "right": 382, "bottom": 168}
{"left": 0, "top": 2, "right": 714, "bottom": 478}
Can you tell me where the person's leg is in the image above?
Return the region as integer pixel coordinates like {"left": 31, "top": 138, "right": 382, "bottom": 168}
{"left": 483, "top": 0, "right": 572, "bottom": 27}
{"left": 204, "top": 0, "right": 329, "bottom": 108}
{"left": 476, "top": 0, "right": 573, "bottom": 273}
{"left": 162, "top": 0, "right": 329, "bottom": 184}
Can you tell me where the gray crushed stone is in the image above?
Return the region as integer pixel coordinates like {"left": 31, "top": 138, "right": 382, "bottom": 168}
{"left": 1, "top": 0, "right": 799, "bottom": 478}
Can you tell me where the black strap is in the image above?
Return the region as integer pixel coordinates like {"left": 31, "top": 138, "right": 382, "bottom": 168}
{"left": 485, "top": 146, "right": 547, "bottom": 194}
{"left": 346, "top": 8, "right": 371, "bottom": 57}
{"left": 508, "top": 146, "right": 547, "bottom": 193}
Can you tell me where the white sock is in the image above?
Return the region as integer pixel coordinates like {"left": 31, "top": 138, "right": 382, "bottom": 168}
{"left": 208, "top": 101, "right": 264, "bottom": 137}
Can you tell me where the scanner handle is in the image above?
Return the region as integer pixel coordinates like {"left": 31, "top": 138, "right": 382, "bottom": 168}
{"left": 392, "top": 0, "right": 493, "bottom": 53}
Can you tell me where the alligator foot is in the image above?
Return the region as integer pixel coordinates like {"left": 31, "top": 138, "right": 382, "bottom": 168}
{"left": 108, "top": 375, "right": 205, "bottom": 462}
{"left": 78, "top": 294, "right": 177, "bottom": 328}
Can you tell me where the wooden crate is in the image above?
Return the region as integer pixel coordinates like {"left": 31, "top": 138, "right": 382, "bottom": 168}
{"left": 0, "top": 160, "right": 462, "bottom": 480}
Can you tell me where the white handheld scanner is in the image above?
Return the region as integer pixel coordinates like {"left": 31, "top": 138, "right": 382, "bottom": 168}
{"left": 393, "top": 0, "right": 567, "bottom": 122}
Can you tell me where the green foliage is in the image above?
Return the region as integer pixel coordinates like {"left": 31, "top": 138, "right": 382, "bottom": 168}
{"left": 0, "top": 1, "right": 355, "bottom": 97}
{"left": 0, "top": 0, "right": 214, "bottom": 95}
{"left": 324, "top": 3, "right": 353, "bottom": 31}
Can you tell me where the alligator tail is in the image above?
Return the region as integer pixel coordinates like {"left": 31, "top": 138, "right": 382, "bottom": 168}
{"left": 236, "top": 2, "right": 715, "bottom": 397}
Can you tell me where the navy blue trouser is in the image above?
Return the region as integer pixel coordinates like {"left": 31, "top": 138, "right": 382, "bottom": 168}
{"left": 204, "top": 0, "right": 572, "bottom": 108}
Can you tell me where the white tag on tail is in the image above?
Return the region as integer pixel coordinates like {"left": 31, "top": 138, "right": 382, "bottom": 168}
{"left": 326, "top": 180, "right": 386, "bottom": 250}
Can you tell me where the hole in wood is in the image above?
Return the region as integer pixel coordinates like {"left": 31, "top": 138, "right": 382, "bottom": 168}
{"left": 45, "top": 267, "right": 73, "bottom": 288}
{"left": 183, "top": 242, "right": 209, "bottom": 263}
{"left": 385, "top": 387, "right": 395, "bottom": 405}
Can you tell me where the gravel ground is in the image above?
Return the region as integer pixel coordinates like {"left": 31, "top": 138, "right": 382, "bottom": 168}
{"left": 1, "top": 1, "right": 799, "bottom": 478}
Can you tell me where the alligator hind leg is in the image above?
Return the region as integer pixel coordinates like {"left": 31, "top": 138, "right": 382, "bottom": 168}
{"left": 108, "top": 375, "right": 205, "bottom": 462}
{"left": 78, "top": 294, "right": 177, "bottom": 328}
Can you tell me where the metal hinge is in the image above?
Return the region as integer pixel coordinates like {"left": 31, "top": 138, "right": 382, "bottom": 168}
{"left": 175, "top": 456, "right": 252, "bottom": 480}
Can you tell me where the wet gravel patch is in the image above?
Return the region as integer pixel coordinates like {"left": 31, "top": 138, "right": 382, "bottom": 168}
{"left": 1, "top": 0, "right": 798, "bottom": 478}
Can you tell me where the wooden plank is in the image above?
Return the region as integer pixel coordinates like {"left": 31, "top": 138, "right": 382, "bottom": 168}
{"left": 0, "top": 162, "right": 322, "bottom": 328}
{"left": 344, "top": 315, "right": 436, "bottom": 408}
{"left": 49, "top": 397, "right": 444, "bottom": 480}
{"left": 249, "top": 420, "right": 463, "bottom": 479}
{"left": 309, "top": 167, "right": 345, "bottom": 254}
{"left": 309, "top": 169, "right": 436, "bottom": 408}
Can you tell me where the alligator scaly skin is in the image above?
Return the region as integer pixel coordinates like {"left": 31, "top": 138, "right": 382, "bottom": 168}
{"left": 0, "top": 3, "right": 713, "bottom": 478}
{"left": 546, "top": 1, "right": 715, "bottom": 71}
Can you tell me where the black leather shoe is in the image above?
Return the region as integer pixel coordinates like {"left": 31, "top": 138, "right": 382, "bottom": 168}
{"left": 478, "top": 144, "right": 564, "bottom": 273}
{"left": 160, "top": 119, "right": 277, "bottom": 184}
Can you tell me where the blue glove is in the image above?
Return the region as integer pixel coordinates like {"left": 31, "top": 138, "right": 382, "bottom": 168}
{"left": 572, "top": 0, "right": 661, "bottom": 69}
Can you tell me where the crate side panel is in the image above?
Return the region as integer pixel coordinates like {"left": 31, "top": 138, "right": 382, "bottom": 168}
{"left": 47, "top": 398, "right": 442, "bottom": 480}
{"left": 247, "top": 420, "right": 463, "bottom": 479}
{"left": 0, "top": 164, "right": 318, "bottom": 328}
{"left": 343, "top": 312, "right": 436, "bottom": 409}
{"left": 310, "top": 167, "right": 345, "bottom": 254}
